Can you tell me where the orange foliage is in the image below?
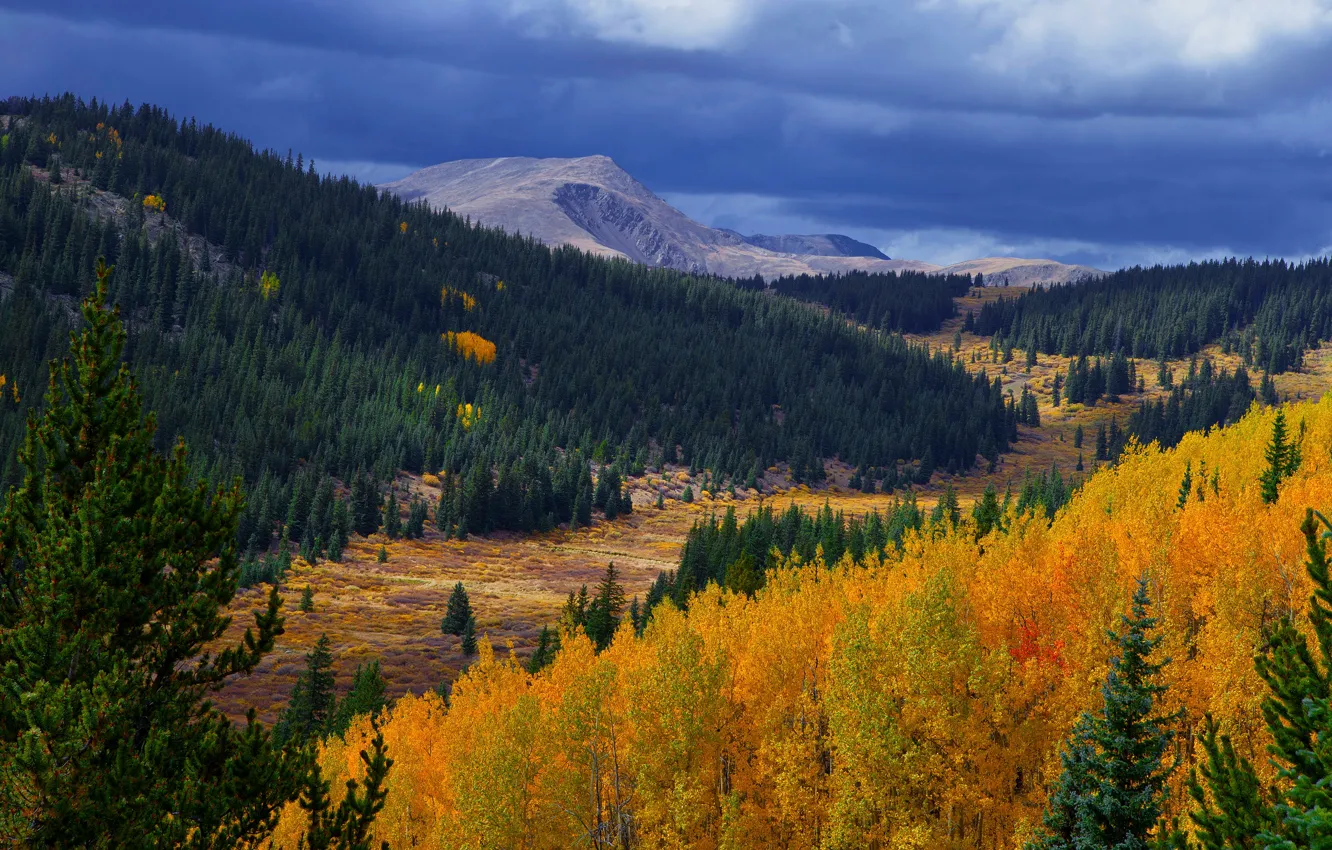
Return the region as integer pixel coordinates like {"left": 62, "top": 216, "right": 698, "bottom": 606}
{"left": 276, "top": 399, "right": 1332, "bottom": 848}
{"left": 443, "top": 330, "right": 496, "bottom": 365}
{"left": 143, "top": 194, "right": 166, "bottom": 213}
{"left": 440, "top": 286, "right": 478, "bottom": 312}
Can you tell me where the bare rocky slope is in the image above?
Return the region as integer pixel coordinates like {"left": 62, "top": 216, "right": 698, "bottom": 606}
{"left": 380, "top": 156, "right": 1100, "bottom": 284}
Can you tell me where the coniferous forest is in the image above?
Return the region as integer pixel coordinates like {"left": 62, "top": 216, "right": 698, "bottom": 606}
{"left": 10, "top": 93, "right": 1332, "bottom": 849}
{"left": 0, "top": 95, "right": 1013, "bottom": 525}
{"left": 972, "top": 259, "right": 1332, "bottom": 372}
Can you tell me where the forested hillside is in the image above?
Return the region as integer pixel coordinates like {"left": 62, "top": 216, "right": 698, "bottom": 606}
{"left": 271, "top": 397, "right": 1332, "bottom": 849}
{"left": 972, "top": 259, "right": 1332, "bottom": 372}
{"left": 768, "top": 267, "right": 972, "bottom": 333}
{"left": 0, "top": 95, "right": 1014, "bottom": 525}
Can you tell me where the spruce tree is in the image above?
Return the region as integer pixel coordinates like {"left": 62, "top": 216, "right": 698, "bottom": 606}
{"left": 441, "top": 581, "right": 472, "bottom": 636}
{"left": 327, "top": 660, "right": 388, "bottom": 738}
{"left": 327, "top": 497, "right": 351, "bottom": 562}
{"left": 585, "top": 562, "right": 627, "bottom": 651}
{"left": 1027, "top": 576, "right": 1176, "bottom": 850}
{"left": 1177, "top": 462, "right": 1193, "bottom": 510}
{"left": 1260, "top": 409, "right": 1299, "bottom": 504}
{"left": 0, "top": 261, "right": 307, "bottom": 845}
{"left": 526, "top": 626, "right": 560, "bottom": 674}
{"left": 460, "top": 614, "right": 478, "bottom": 656}
{"left": 301, "top": 584, "right": 315, "bottom": 612}
{"left": 382, "top": 487, "right": 401, "bottom": 539}
{"left": 275, "top": 634, "right": 337, "bottom": 745}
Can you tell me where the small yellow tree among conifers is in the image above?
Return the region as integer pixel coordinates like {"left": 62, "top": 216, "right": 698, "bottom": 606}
{"left": 259, "top": 270, "right": 280, "bottom": 300}
{"left": 442, "top": 331, "right": 496, "bottom": 365}
{"left": 142, "top": 193, "right": 166, "bottom": 213}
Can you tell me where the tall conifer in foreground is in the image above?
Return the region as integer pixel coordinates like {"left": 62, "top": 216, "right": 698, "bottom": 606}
{"left": 1027, "top": 576, "right": 1176, "bottom": 850}
{"left": 0, "top": 261, "right": 305, "bottom": 845}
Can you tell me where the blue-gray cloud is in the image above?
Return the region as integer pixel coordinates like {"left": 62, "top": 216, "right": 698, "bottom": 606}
{"left": 4, "top": 0, "right": 1332, "bottom": 267}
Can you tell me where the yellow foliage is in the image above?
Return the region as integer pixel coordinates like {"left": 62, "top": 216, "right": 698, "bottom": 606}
{"left": 94, "top": 151, "right": 103, "bottom": 160}
{"left": 281, "top": 399, "right": 1332, "bottom": 849}
{"left": 416, "top": 382, "right": 424, "bottom": 393}
{"left": 399, "top": 221, "right": 409, "bottom": 234}
{"left": 259, "top": 270, "right": 280, "bottom": 300}
{"left": 456, "top": 402, "right": 481, "bottom": 430}
{"left": 46, "top": 132, "right": 57, "bottom": 145}
{"left": 142, "top": 194, "right": 166, "bottom": 213}
{"left": 440, "top": 286, "right": 477, "bottom": 312}
{"left": 496, "top": 280, "right": 506, "bottom": 292}
{"left": 422, "top": 473, "right": 441, "bottom": 488}
{"left": 443, "top": 331, "right": 496, "bottom": 365}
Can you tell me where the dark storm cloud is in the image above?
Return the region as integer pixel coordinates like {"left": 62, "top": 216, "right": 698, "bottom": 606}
{"left": 4, "top": 0, "right": 1332, "bottom": 266}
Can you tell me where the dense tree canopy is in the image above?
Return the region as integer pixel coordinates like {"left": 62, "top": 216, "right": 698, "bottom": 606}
{"left": 0, "top": 95, "right": 1013, "bottom": 528}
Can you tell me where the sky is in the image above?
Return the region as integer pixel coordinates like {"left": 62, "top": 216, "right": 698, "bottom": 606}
{"left": 4, "top": 1, "right": 1332, "bottom": 269}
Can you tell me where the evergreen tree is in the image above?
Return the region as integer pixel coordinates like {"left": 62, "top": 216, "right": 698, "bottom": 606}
{"left": 327, "top": 660, "right": 388, "bottom": 739}
{"left": 585, "top": 562, "right": 627, "bottom": 651}
{"left": 377, "top": 545, "right": 387, "bottom": 563}
{"left": 1260, "top": 409, "right": 1299, "bottom": 504}
{"left": 293, "top": 721, "right": 393, "bottom": 850}
{"left": 682, "top": 484, "right": 694, "bottom": 504}
{"left": 404, "top": 494, "right": 427, "bottom": 539}
{"left": 0, "top": 262, "right": 307, "bottom": 845}
{"left": 350, "top": 473, "right": 382, "bottom": 537}
{"left": 1177, "top": 462, "right": 1193, "bottom": 510}
{"left": 275, "top": 634, "right": 337, "bottom": 746}
{"left": 1026, "top": 576, "right": 1176, "bottom": 850}
{"left": 382, "top": 487, "right": 401, "bottom": 539}
{"left": 460, "top": 614, "right": 478, "bottom": 656}
{"left": 327, "top": 497, "right": 351, "bottom": 562}
{"left": 441, "top": 581, "right": 472, "bottom": 636}
{"left": 526, "top": 625, "right": 560, "bottom": 674}
{"left": 973, "top": 483, "right": 1003, "bottom": 538}
{"left": 301, "top": 584, "right": 315, "bottom": 612}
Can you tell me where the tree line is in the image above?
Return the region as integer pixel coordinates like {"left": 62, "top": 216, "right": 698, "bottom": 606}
{"left": 971, "top": 258, "right": 1332, "bottom": 373}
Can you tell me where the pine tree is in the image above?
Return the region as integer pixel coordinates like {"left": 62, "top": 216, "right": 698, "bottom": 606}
{"left": 327, "top": 660, "right": 388, "bottom": 738}
{"left": 1026, "top": 576, "right": 1176, "bottom": 850}
{"left": 350, "top": 473, "right": 382, "bottom": 537}
{"left": 585, "top": 562, "right": 626, "bottom": 651}
{"left": 1074, "top": 424, "right": 1084, "bottom": 449}
{"left": 301, "top": 584, "right": 315, "bottom": 612}
{"left": 327, "top": 497, "right": 351, "bottom": 562}
{"left": 382, "top": 487, "right": 401, "bottom": 539}
{"left": 441, "top": 581, "right": 472, "bottom": 636}
{"left": 526, "top": 625, "right": 560, "bottom": 674}
{"left": 294, "top": 720, "right": 393, "bottom": 850}
{"left": 1177, "top": 462, "right": 1193, "bottom": 510}
{"left": 1260, "top": 409, "right": 1299, "bottom": 504}
{"left": 460, "top": 614, "right": 478, "bottom": 656}
{"left": 973, "top": 483, "right": 1003, "bottom": 538}
{"left": 0, "top": 261, "right": 307, "bottom": 845}
{"left": 275, "top": 634, "right": 337, "bottom": 745}
{"left": 377, "top": 545, "right": 387, "bottom": 563}
{"left": 682, "top": 484, "right": 694, "bottom": 504}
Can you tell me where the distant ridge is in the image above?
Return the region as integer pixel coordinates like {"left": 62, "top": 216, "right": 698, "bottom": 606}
{"left": 381, "top": 156, "right": 1101, "bottom": 284}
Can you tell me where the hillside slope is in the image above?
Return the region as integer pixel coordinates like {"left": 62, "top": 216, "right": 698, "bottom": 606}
{"left": 380, "top": 156, "right": 1100, "bottom": 283}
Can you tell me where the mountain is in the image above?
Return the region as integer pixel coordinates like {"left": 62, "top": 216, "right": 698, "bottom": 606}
{"left": 380, "top": 156, "right": 1099, "bottom": 284}
{"left": 732, "top": 232, "right": 891, "bottom": 260}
